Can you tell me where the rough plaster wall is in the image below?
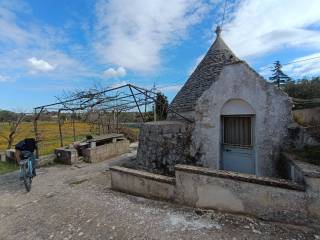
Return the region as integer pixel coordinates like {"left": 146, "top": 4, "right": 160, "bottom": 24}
{"left": 192, "top": 62, "right": 293, "bottom": 177}
{"left": 175, "top": 171, "right": 308, "bottom": 224}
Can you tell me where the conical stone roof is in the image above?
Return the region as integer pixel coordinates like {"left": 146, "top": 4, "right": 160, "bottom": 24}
{"left": 170, "top": 26, "right": 240, "bottom": 114}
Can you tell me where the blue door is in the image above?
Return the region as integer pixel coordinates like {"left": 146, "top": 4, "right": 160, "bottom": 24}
{"left": 221, "top": 116, "right": 255, "bottom": 175}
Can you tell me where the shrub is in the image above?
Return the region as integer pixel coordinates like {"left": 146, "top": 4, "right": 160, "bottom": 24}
{"left": 119, "top": 127, "right": 140, "bottom": 142}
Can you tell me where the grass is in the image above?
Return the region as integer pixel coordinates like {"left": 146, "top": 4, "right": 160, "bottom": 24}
{"left": 0, "top": 121, "right": 94, "bottom": 156}
{"left": 0, "top": 121, "right": 140, "bottom": 156}
{"left": 293, "top": 145, "right": 320, "bottom": 166}
{"left": 0, "top": 161, "right": 18, "bottom": 175}
{"left": 0, "top": 121, "right": 139, "bottom": 175}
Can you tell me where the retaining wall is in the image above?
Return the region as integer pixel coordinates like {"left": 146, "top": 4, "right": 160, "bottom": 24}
{"left": 110, "top": 166, "right": 175, "bottom": 201}
{"left": 110, "top": 162, "right": 320, "bottom": 228}
{"left": 174, "top": 165, "right": 307, "bottom": 224}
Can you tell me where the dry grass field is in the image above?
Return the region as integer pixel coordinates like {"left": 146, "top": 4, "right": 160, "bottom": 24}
{"left": 0, "top": 121, "right": 139, "bottom": 174}
{"left": 0, "top": 121, "right": 93, "bottom": 156}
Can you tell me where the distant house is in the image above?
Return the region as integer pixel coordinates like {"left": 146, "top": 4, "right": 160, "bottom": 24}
{"left": 138, "top": 26, "right": 292, "bottom": 177}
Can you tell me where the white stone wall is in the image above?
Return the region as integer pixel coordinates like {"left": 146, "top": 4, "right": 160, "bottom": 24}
{"left": 192, "top": 62, "right": 293, "bottom": 177}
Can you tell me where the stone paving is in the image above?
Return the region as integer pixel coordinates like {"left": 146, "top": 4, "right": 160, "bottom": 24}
{"left": 0, "top": 151, "right": 319, "bottom": 240}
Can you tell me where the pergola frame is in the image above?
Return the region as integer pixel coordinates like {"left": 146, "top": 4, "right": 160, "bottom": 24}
{"left": 33, "top": 84, "right": 191, "bottom": 157}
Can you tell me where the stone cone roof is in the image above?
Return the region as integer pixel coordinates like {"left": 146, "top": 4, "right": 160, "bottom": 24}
{"left": 170, "top": 27, "right": 240, "bottom": 113}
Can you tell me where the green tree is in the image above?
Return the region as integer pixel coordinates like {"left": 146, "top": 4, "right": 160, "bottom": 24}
{"left": 155, "top": 93, "right": 168, "bottom": 120}
{"left": 269, "top": 61, "right": 291, "bottom": 88}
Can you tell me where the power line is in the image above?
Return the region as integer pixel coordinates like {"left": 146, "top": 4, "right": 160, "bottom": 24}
{"left": 260, "top": 56, "right": 320, "bottom": 71}
{"left": 221, "top": 0, "right": 228, "bottom": 28}
{"left": 282, "top": 56, "right": 320, "bottom": 66}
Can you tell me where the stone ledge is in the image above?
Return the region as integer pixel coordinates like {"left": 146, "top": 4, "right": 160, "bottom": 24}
{"left": 175, "top": 164, "right": 305, "bottom": 191}
{"left": 283, "top": 152, "right": 320, "bottom": 178}
{"left": 110, "top": 166, "right": 175, "bottom": 184}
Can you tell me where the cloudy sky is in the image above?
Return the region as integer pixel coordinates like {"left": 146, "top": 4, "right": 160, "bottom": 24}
{"left": 1, "top": 0, "right": 320, "bottom": 111}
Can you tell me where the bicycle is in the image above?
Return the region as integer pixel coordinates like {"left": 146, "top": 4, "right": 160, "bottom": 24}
{"left": 19, "top": 152, "right": 35, "bottom": 192}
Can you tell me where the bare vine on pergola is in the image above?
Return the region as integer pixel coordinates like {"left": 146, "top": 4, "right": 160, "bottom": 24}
{"left": 33, "top": 84, "right": 191, "bottom": 156}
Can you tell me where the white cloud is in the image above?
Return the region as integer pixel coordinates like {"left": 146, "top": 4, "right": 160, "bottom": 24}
{"left": 94, "top": 0, "right": 211, "bottom": 72}
{"left": 103, "top": 66, "right": 127, "bottom": 79}
{"left": 223, "top": 0, "right": 320, "bottom": 58}
{"left": 28, "top": 57, "right": 55, "bottom": 72}
{"left": 283, "top": 53, "right": 320, "bottom": 78}
{"left": 111, "top": 81, "right": 128, "bottom": 88}
{"left": 0, "top": 1, "right": 98, "bottom": 81}
{"left": 158, "top": 84, "right": 183, "bottom": 93}
{"left": 0, "top": 74, "right": 11, "bottom": 82}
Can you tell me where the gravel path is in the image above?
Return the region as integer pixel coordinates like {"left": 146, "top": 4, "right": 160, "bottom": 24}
{"left": 0, "top": 151, "right": 319, "bottom": 240}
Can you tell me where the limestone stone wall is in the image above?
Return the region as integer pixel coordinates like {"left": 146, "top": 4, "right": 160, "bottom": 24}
{"left": 83, "top": 138, "right": 129, "bottom": 163}
{"left": 192, "top": 62, "right": 293, "bottom": 177}
{"left": 293, "top": 107, "right": 320, "bottom": 125}
{"left": 136, "top": 121, "right": 193, "bottom": 174}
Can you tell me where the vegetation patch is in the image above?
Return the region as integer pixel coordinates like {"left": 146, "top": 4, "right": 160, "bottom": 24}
{"left": 0, "top": 161, "right": 18, "bottom": 175}
{"left": 293, "top": 145, "right": 320, "bottom": 166}
{"left": 119, "top": 127, "right": 140, "bottom": 142}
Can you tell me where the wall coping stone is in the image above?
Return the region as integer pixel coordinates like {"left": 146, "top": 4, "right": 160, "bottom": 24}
{"left": 55, "top": 147, "right": 77, "bottom": 152}
{"left": 142, "top": 121, "right": 188, "bottom": 126}
{"left": 110, "top": 166, "right": 175, "bottom": 184}
{"left": 283, "top": 152, "right": 320, "bottom": 178}
{"left": 175, "top": 164, "right": 305, "bottom": 191}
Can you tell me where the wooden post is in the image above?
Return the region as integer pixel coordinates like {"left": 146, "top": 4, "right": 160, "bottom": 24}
{"left": 72, "top": 110, "right": 76, "bottom": 142}
{"left": 116, "top": 109, "right": 120, "bottom": 133}
{"left": 58, "top": 110, "right": 63, "bottom": 147}
{"left": 33, "top": 109, "right": 39, "bottom": 158}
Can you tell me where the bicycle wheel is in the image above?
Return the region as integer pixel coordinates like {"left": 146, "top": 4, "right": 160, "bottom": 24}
{"left": 23, "top": 163, "right": 32, "bottom": 192}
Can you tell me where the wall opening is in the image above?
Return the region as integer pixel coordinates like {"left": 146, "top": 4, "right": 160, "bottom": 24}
{"left": 220, "top": 99, "right": 256, "bottom": 175}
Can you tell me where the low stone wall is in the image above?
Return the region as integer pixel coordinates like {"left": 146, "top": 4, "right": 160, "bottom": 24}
{"left": 282, "top": 152, "right": 320, "bottom": 227}
{"left": 83, "top": 138, "right": 129, "bottom": 163}
{"left": 293, "top": 107, "right": 320, "bottom": 125}
{"left": 175, "top": 165, "right": 307, "bottom": 225}
{"left": 288, "top": 124, "right": 319, "bottom": 148}
{"left": 5, "top": 149, "right": 16, "bottom": 163}
{"left": 110, "top": 162, "right": 320, "bottom": 227}
{"left": 110, "top": 166, "right": 175, "bottom": 201}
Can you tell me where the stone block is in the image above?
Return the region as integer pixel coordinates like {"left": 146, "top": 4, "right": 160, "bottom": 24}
{"left": 5, "top": 149, "right": 16, "bottom": 163}
{"left": 55, "top": 147, "right": 78, "bottom": 165}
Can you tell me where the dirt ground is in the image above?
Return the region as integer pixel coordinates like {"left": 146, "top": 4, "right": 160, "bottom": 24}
{"left": 0, "top": 149, "right": 319, "bottom": 240}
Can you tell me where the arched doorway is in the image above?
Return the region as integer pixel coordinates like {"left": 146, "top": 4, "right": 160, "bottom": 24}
{"left": 220, "top": 99, "right": 256, "bottom": 174}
